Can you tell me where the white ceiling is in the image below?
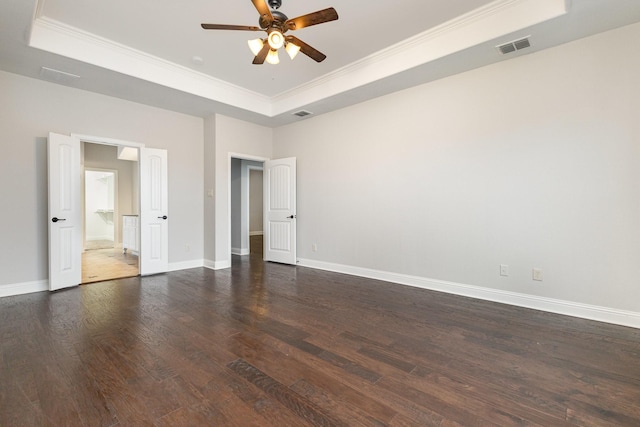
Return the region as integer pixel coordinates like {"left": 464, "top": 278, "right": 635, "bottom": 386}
{"left": 2, "top": 0, "right": 640, "bottom": 127}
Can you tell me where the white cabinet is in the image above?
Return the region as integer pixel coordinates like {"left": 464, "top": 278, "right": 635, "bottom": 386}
{"left": 122, "top": 215, "right": 139, "bottom": 255}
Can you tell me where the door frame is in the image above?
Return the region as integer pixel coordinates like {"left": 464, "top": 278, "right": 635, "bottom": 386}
{"left": 75, "top": 134, "right": 144, "bottom": 280}
{"left": 228, "top": 153, "right": 269, "bottom": 263}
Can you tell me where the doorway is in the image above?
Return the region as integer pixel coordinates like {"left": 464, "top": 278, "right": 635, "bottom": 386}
{"left": 48, "top": 132, "right": 169, "bottom": 291}
{"left": 249, "top": 166, "right": 264, "bottom": 256}
{"left": 84, "top": 169, "right": 116, "bottom": 249}
{"left": 82, "top": 142, "right": 140, "bottom": 283}
{"left": 230, "top": 158, "right": 264, "bottom": 258}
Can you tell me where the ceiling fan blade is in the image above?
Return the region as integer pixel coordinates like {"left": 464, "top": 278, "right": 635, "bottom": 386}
{"left": 285, "top": 8, "right": 338, "bottom": 31}
{"left": 201, "top": 23, "right": 262, "bottom": 31}
{"left": 287, "top": 35, "right": 327, "bottom": 62}
{"left": 252, "top": 44, "right": 271, "bottom": 64}
{"left": 251, "top": 0, "right": 273, "bottom": 27}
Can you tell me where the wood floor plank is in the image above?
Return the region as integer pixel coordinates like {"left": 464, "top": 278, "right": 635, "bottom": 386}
{"left": 1, "top": 251, "right": 640, "bottom": 426}
{"left": 231, "top": 331, "right": 393, "bottom": 425}
{"left": 290, "top": 378, "right": 387, "bottom": 427}
{"left": 227, "top": 358, "right": 343, "bottom": 427}
{"left": 155, "top": 403, "right": 230, "bottom": 427}
{"left": 199, "top": 366, "right": 302, "bottom": 427}
{"left": 237, "top": 323, "right": 458, "bottom": 425}
{"left": 228, "top": 330, "right": 399, "bottom": 424}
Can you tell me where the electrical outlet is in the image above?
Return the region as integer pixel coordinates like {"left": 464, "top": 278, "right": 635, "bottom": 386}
{"left": 532, "top": 268, "right": 543, "bottom": 281}
{"left": 312, "top": 243, "right": 318, "bottom": 252}
{"left": 500, "top": 264, "right": 509, "bottom": 277}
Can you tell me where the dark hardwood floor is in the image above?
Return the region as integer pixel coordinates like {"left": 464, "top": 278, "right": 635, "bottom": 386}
{"left": 1, "top": 252, "right": 640, "bottom": 426}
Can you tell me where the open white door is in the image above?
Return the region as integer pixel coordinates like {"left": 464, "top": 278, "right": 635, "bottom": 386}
{"left": 48, "top": 133, "right": 82, "bottom": 291}
{"left": 140, "top": 147, "right": 168, "bottom": 275}
{"left": 264, "top": 157, "right": 296, "bottom": 265}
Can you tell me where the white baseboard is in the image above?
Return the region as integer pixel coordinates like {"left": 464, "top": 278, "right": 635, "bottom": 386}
{"left": 250, "top": 231, "right": 264, "bottom": 236}
{"left": 8, "top": 259, "right": 637, "bottom": 330}
{"left": 0, "top": 280, "right": 48, "bottom": 297}
{"left": 232, "top": 247, "right": 250, "bottom": 256}
{"left": 203, "top": 259, "right": 231, "bottom": 270}
{"left": 297, "top": 258, "right": 640, "bottom": 329}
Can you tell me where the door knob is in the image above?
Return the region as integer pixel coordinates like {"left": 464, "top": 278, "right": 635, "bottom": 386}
{"left": 158, "top": 215, "right": 168, "bottom": 220}
{"left": 287, "top": 215, "right": 296, "bottom": 219}
{"left": 51, "top": 217, "right": 66, "bottom": 223}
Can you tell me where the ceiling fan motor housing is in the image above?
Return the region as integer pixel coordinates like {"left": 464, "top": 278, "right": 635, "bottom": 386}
{"left": 260, "top": 10, "right": 288, "bottom": 30}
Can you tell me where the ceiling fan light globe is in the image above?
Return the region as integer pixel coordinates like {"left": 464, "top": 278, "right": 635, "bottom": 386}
{"left": 266, "top": 49, "right": 280, "bottom": 65}
{"left": 267, "top": 31, "right": 285, "bottom": 50}
{"left": 248, "top": 38, "right": 264, "bottom": 56}
{"left": 286, "top": 42, "right": 301, "bottom": 60}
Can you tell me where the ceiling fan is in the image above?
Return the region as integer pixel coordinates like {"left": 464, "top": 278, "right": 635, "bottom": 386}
{"left": 201, "top": 0, "right": 338, "bottom": 65}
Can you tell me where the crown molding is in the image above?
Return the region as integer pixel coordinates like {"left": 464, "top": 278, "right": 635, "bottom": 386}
{"left": 29, "top": 16, "right": 273, "bottom": 116}
{"left": 29, "top": 0, "right": 566, "bottom": 119}
{"left": 270, "top": 0, "right": 567, "bottom": 115}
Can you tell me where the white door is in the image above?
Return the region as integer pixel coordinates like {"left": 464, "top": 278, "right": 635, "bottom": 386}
{"left": 48, "top": 133, "right": 82, "bottom": 291}
{"left": 264, "top": 157, "right": 296, "bottom": 265}
{"left": 139, "top": 147, "right": 168, "bottom": 275}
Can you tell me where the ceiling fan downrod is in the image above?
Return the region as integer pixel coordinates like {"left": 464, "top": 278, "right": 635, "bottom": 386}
{"left": 268, "top": 0, "right": 282, "bottom": 10}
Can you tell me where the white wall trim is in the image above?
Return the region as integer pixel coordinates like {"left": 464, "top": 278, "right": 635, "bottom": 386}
{"left": 30, "top": 18, "right": 272, "bottom": 116}
{"left": 297, "top": 258, "right": 640, "bottom": 329}
{"left": 9, "top": 256, "right": 637, "bottom": 330}
{"left": 0, "top": 280, "right": 48, "bottom": 298}
{"left": 30, "top": 1, "right": 566, "bottom": 118}
{"left": 204, "top": 259, "right": 231, "bottom": 271}
{"left": 231, "top": 248, "right": 250, "bottom": 256}
{"left": 6, "top": 258, "right": 639, "bottom": 330}
{"left": 270, "top": 0, "right": 568, "bottom": 115}
{"left": 73, "top": 134, "right": 145, "bottom": 149}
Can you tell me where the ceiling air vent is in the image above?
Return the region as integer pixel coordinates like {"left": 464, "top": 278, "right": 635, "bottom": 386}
{"left": 40, "top": 67, "right": 81, "bottom": 84}
{"left": 496, "top": 36, "right": 531, "bottom": 55}
{"left": 292, "top": 110, "right": 313, "bottom": 118}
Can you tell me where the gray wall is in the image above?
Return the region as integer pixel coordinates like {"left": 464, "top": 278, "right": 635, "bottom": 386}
{"left": 273, "top": 22, "right": 640, "bottom": 313}
{"left": 0, "top": 69, "right": 204, "bottom": 290}
{"left": 2, "top": 21, "right": 639, "bottom": 323}
{"left": 209, "top": 114, "right": 272, "bottom": 269}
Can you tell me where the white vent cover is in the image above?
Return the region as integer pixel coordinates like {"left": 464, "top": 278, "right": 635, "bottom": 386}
{"left": 496, "top": 36, "right": 531, "bottom": 55}
{"left": 40, "top": 67, "right": 81, "bottom": 84}
{"left": 292, "top": 110, "right": 313, "bottom": 118}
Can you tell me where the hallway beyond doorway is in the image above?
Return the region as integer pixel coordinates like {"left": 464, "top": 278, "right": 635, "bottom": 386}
{"left": 250, "top": 234, "right": 263, "bottom": 257}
